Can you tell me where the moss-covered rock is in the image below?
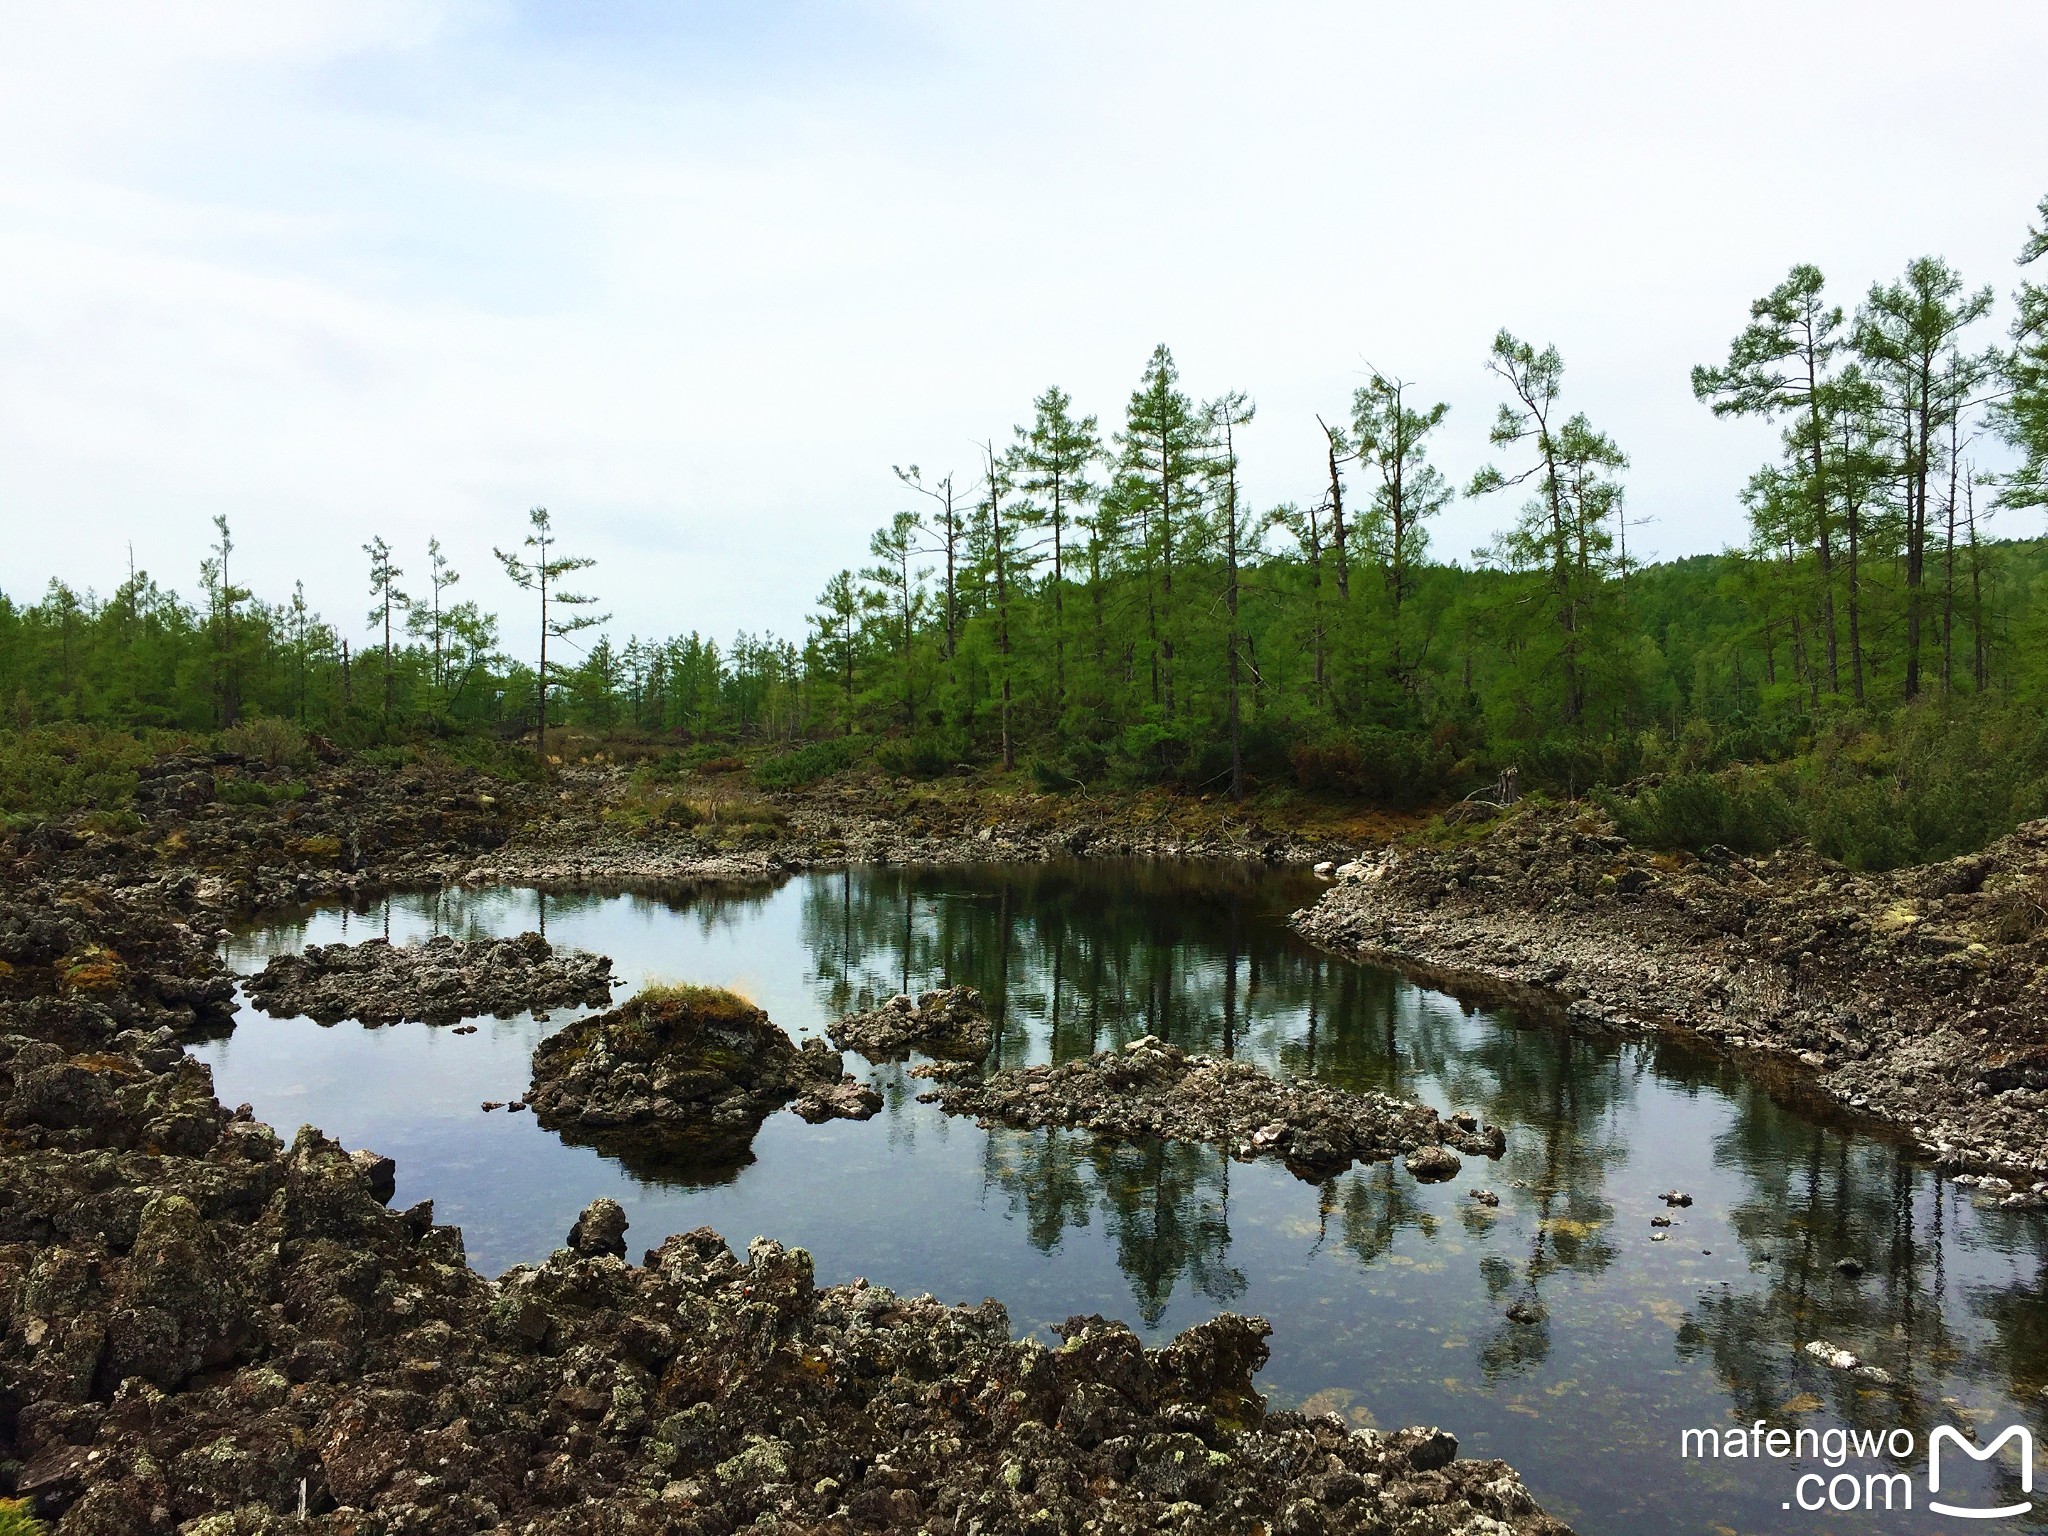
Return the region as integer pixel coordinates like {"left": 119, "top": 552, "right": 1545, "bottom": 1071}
{"left": 527, "top": 986, "right": 872, "bottom": 1180}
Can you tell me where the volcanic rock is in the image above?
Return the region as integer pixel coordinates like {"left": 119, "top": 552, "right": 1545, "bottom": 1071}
{"left": 526, "top": 985, "right": 874, "bottom": 1177}
{"left": 831, "top": 983, "right": 996, "bottom": 1061}
{"left": 245, "top": 930, "right": 612, "bottom": 1026}
{"left": 930, "top": 1034, "right": 1504, "bottom": 1182}
{"left": 1293, "top": 802, "right": 2048, "bottom": 1177}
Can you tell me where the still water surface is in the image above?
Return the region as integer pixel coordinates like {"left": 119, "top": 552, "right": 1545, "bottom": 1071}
{"left": 195, "top": 863, "right": 2048, "bottom": 1535}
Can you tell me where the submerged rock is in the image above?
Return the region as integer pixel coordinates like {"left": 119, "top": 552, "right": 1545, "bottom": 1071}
{"left": 527, "top": 985, "right": 874, "bottom": 1177}
{"left": 831, "top": 983, "right": 996, "bottom": 1061}
{"left": 1405, "top": 1144, "right": 1463, "bottom": 1182}
{"left": 246, "top": 930, "right": 613, "bottom": 1026}
{"left": 930, "top": 1034, "right": 1505, "bottom": 1182}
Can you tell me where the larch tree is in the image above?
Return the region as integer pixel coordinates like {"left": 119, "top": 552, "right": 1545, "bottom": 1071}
{"left": 1853, "top": 257, "right": 1994, "bottom": 699}
{"left": 893, "top": 465, "right": 967, "bottom": 667}
{"left": 1009, "top": 385, "right": 1102, "bottom": 725}
{"left": 363, "top": 535, "right": 409, "bottom": 729}
{"left": 1205, "top": 390, "right": 1256, "bottom": 800}
{"left": 813, "top": 570, "right": 864, "bottom": 733}
{"left": 1469, "top": 332, "right": 1626, "bottom": 728}
{"left": 861, "top": 511, "right": 923, "bottom": 732}
{"left": 1693, "top": 264, "right": 1847, "bottom": 695}
{"left": 1351, "top": 371, "right": 1451, "bottom": 677}
{"left": 1995, "top": 193, "right": 2048, "bottom": 512}
{"left": 1113, "top": 345, "right": 1208, "bottom": 718}
{"left": 408, "top": 538, "right": 460, "bottom": 696}
{"left": 494, "top": 506, "right": 608, "bottom": 766}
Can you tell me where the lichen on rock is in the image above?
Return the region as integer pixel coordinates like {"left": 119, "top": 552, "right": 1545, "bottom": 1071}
{"left": 245, "top": 930, "right": 612, "bottom": 1026}
{"left": 831, "top": 983, "right": 996, "bottom": 1062}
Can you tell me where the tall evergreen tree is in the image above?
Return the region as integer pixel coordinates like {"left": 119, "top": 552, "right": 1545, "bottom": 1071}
{"left": 494, "top": 507, "right": 607, "bottom": 764}
{"left": 1351, "top": 372, "right": 1451, "bottom": 678}
{"left": 1469, "top": 332, "right": 1626, "bottom": 729}
{"left": 1693, "top": 265, "right": 1848, "bottom": 695}
{"left": 1114, "top": 345, "right": 1208, "bottom": 719}
{"left": 1205, "top": 391, "right": 1255, "bottom": 799}
{"left": 363, "top": 536, "right": 409, "bottom": 728}
{"left": 862, "top": 511, "right": 923, "bottom": 732}
{"left": 1853, "top": 258, "right": 1994, "bottom": 699}
{"left": 1996, "top": 194, "right": 2048, "bottom": 512}
{"left": 1009, "top": 386, "right": 1102, "bottom": 724}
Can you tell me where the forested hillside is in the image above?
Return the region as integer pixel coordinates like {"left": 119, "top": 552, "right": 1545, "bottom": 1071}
{"left": 7, "top": 197, "right": 2048, "bottom": 869}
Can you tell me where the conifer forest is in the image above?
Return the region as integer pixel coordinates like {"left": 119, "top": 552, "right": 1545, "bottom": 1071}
{"left": 7, "top": 195, "right": 2048, "bottom": 871}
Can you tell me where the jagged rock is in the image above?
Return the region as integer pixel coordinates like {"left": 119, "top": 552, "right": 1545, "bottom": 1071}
{"left": 1405, "top": 1144, "right": 1463, "bottom": 1182}
{"left": 830, "top": 983, "right": 996, "bottom": 1061}
{"left": 526, "top": 986, "right": 872, "bottom": 1178}
{"left": 931, "top": 1034, "right": 1502, "bottom": 1183}
{"left": 246, "top": 931, "right": 612, "bottom": 1026}
{"left": 567, "top": 1196, "right": 628, "bottom": 1258}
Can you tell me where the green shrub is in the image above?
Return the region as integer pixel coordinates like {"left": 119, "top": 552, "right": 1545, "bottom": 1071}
{"left": 875, "top": 731, "right": 966, "bottom": 780}
{"left": 0, "top": 725, "right": 162, "bottom": 823}
{"left": 634, "top": 751, "right": 688, "bottom": 786}
{"left": 219, "top": 714, "right": 309, "bottom": 769}
{"left": 754, "top": 737, "right": 854, "bottom": 790}
{"left": 1601, "top": 768, "right": 1801, "bottom": 855}
{"left": 1288, "top": 728, "right": 1435, "bottom": 806}
{"left": 0, "top": 1497, "right": 49, "bottom": 1535}
{"left": 215, "top": 774, "right": 307, "bottom": 808}
{"left": 1028, "top": 753, "right": 1084, "bottom": 793}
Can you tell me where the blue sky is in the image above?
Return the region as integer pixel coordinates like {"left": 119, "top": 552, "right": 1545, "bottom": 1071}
{"left": 3, "top": 2, "right": 2046, "bottom": 658}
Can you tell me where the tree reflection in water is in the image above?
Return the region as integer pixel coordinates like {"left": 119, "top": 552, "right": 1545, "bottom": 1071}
{"left": 222, "top": 867, "right": 2048, "bottom": 1535}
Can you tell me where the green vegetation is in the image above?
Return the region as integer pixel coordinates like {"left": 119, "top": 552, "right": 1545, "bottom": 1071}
{"left": 0, "top": 724, "right": 169, "bottom": 825}
{"left": 753, "top": 737, "right": 855, "bottom": 789}
{"left": 0, "top": 1498, "right": 48, "bottom": 1536}
{"left": 4, "top": 195, "right": 2048, "bottom": 870}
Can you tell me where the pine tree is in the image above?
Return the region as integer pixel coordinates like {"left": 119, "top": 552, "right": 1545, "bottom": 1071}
{"left": 1114, "top": 345, "right": 1208, "bottom": 719}
{"left": 1350, "top": 372, "right": 1451, "bottom": 678}
{"left": 1853, "top": 258, "right": 1995, "bottom": 699}
{"left": 1995, "top": 194, "right": 2048, "bottom": 512}
{"left": 494, "top": 507, "right": 608, "bottom": 765}
{"left": 1469, "top": 332, "right": 1626, "bottom": 729}
{"left": 1693, "top": 265, "right": 1848, "bottom": 694}
{"left": 363, "top": 535, "right": 409, "bottom": 729}
{"left": 1009, "top": 386, "right": 1101, "bottom": 725}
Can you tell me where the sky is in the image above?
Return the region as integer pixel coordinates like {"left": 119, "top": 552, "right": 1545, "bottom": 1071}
{"left": 3, "top": 1, "right": 2046, "bottom": 663}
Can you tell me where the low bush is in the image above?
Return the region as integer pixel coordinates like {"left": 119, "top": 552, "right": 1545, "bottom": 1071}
{"left": 0, "top": 725, "right": 164, "bottom": 823}
{"left": 874, "top": 731, "right": 966, "bottom": 780}
{"left": 1601, "top": 768, "right": 1802, "bottom": 855}
{"left": 754, "top": 737, "right": 854, "bottom": 790}
{"left": 215, "top": 774, "right": 308, "bottom": 808}
{"left": 219, "top": 714, "right": 309, "bottom": 769}
{"left": 1288, "top": 728, "right": 1435, "bottom": 807}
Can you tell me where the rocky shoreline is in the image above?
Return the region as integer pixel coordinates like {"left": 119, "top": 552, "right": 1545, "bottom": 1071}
{"left": 0, "top": 752, "right": 1576, "bottom": 1532}
{"left": 1292, "top": 803, "right": 2048, "bottom": 1184}
{"left": 246, "top": 932, "right": 613, "bottom": 1026}
{"left": 923, "top": 1035, "right": 1506, "bottom": 1183}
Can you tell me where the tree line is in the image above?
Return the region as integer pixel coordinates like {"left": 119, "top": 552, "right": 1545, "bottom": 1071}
{"left": 4, "top": 193, "right": 2047, "bottom": 860}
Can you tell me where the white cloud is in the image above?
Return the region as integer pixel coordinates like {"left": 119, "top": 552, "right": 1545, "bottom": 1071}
{"left": 1, "top": 1, "right": 2043, "bottom": 657}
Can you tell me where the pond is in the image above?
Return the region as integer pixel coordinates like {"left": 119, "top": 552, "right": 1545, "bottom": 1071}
{"left": 194, "top": 863, "right": 2048, "bottom": 1535}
